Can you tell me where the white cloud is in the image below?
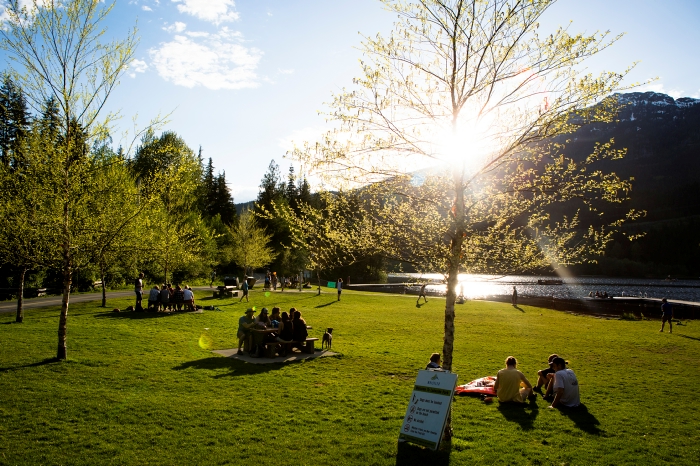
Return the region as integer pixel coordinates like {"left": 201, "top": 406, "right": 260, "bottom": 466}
{"left": 171, "top": 0, "right": 239, "bottom": 25}
{"left": 278, "top": 68, "right": 294, "bottom": 75}
{"left": 149, "top": 27, "right": 261, "bottom": 90}
{"left": 128, "top": 59, "right": 149, "bottom": 78}
{"left": 637, "top": 82, "right": 684, "bottom": 99}
{"left": 163, "top": 21, "right": 187, "bottom": 33}
{"left": 142, "top": 5, "right": 153, "bottom": 11}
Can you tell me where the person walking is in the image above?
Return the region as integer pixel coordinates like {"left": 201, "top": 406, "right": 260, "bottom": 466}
{"left": 239, "top": 278, "right": 249, "bottom": 303}
{"left": 660, "top": 298, "right": 673, "bottom": 333}
{"left": 210, "top": 270, "right": 216, "bottom": 288}
{"left": 512, "top": 286, "right": 518, "bottom": 306}
{"left": 417, "top": 283, "right": 428, "bottom": 304}
{"left": 337, "top": 278, "right": 343, "bottom": 301}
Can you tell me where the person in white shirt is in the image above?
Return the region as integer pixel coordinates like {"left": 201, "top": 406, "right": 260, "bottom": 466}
{"left": 183, "top": 286, "right": 194, "bottom": 312}
{"left": 549, "top": 357, "right": 580, "bottom": 409}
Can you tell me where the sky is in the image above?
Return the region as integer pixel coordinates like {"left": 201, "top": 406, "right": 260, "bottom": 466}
{"left": 2, "top": 0, "right": 699, "bottom": 202}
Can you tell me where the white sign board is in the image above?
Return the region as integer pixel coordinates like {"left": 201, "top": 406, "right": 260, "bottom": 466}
{"left": 398, "top": 370, "right": 458, "bottom": 450}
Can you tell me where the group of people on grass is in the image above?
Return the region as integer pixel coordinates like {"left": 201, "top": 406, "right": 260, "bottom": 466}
{"left": 134, "top": 273, "right": 195, "bottom": 312}
{"left": 426, "top": 352, "right": 580, "bottom": 409}
{"left": 237, "top": 306, "right": 309, "bottom": 357}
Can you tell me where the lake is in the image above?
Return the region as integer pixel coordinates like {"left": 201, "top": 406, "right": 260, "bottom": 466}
{"left": 389, "top": 274, "right": 700, "bottom": 302}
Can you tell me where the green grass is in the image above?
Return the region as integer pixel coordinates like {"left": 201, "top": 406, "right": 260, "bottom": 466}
{"left": 1, "top": 288, "right": 699, "bottom": 465}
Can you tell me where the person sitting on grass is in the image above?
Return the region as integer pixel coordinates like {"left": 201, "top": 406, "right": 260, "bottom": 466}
{"left": 291, "top": 309, "right": 308, "bottom": 344}
{"left": 148, "top": 285, "right": 160, "bottom": 312}
{"left": 237, "top": 308, "right": 257, "bottom": 355}
{"left": 159, "top": 283, "right": 170, "bottom": 312}
{"left": 173, "top": 285, "right": 185, "bottom": 311}
{"left": 182, "top": 286, "right": 195, "bottom": 312}
{"left": 426, "top": 353, "right": 442, "bottom": 370}
{"left": 494, "top": 356, "right": 533, "bottom": 403}
{"left": 548, "top": 357, "right": 580, "bottom": 409}
{"left": 533, "top": 353, "right": 559, "bottom": 395}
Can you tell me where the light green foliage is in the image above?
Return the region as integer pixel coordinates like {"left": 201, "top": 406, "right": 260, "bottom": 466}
{"left": 1, "top": 292, "right": 699, "bottom": 464}
{"left": 228, "top": 209, "right": 277, "bottom": 275}
{"left": 290, "top": 0, "right": 645, "bottom": 377}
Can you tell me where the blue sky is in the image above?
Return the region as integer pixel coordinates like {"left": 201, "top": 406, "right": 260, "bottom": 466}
{"left": 3, "top": 0, "right": 700, "bottom": 202}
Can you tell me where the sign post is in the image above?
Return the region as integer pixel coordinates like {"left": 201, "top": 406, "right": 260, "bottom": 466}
{"left": 398, "top": 370, "right": 458, "bottom": 450}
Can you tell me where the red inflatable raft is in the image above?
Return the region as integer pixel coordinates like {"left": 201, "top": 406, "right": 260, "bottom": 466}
{"left": 455, "top": 376, "right": 496, "bottom": 396}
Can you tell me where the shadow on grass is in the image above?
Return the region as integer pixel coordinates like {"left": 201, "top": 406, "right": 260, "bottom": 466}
{"left": 93, "top": 311, "right": 175, "bottom": 320}
{"left": 559, "top": 404, "right": 603, "bottom": 435}
{"left": 395, "top": 441, "right": 450, "bottom": 466}
{"left": 0, "top": 357, "right": 60, "bottom": 372}
{"left": 315, "top": 300, "right": 336, "bottom": 308}
{"left": 512, "top": 305, "right": 525, "bottom": 313}
{"left": 496, "top": 399, "right": 538, "bottom": 430}
{"left": 677, "top": 334, "right": 700, "bottom": 342}
{"left": 172, "top": 356, "right": 294, "bottom": 378}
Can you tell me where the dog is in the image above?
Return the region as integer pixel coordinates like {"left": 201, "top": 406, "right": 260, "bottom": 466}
{"left": 125, "top": 305, "right": 134, "bottom": 312}
{"left": 322, "top": 328, "right": 333, "bottom": 350}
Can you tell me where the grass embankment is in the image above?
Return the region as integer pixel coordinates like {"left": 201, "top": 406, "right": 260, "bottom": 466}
{"left": 1, "top": 289, "right": 699, "bottom": 465}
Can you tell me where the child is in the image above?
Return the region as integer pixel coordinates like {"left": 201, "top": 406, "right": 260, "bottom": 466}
{"left": 426, "top": 353, "right": 442, "bottom": 370}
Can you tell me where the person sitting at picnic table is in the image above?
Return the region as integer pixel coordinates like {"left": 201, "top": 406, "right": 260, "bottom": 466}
{"left": 269, "top": 307, "right": 281, "bottom": 328}
{"left": 159, "top": 284, "right": 171, "bottom": 312}
{"left": 148, "top": 285, "right": 160, "bottom": 311}
{"left": 172, "top": 285, "right": 185, "bottom": 311}
{"left": 256, "top": 307, "right": 271, "bottom": 326}
{"left": 426, "top": 353, "right": 442, "bottom": 370}
{"left": 548, "top": 357, "right": 580, "bottom": 409}
{"left": 291, "top": 309, "right": 308, "bottom": 345}
{"left": 276, "top": 311, "right": 294, "bottom": 355}
{"left": 237, "top": 308, "right": 257, "bottom": 355}
{"left": 494, "top": 356, "right": 533, "bottom": 403}
{"left": 182, "top": 285, "right": 195, "bottom": 312}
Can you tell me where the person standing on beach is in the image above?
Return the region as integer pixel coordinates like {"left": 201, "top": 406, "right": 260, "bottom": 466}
{"left": 512, "top": 286, "right": 518, "bottom": 306}
{"left": 660, "top": 298, "right": 673, "bottom": 333}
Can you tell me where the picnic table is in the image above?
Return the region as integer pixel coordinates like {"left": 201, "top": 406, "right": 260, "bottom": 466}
{"left": 249, "top": 328, "right": 318, "bottom": 358}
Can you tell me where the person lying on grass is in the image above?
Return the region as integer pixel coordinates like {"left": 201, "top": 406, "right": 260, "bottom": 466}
{"left": 237, "top": 308, "right": 257, "bottom": 355}
{"left": 494, "top": 356, "right": 533, "bottom": 403}
{"left": 548, "top": 357, "right": 580, "bottom": 409}
{"left": 533, "top": 353, "right": 559, "bottom": 396}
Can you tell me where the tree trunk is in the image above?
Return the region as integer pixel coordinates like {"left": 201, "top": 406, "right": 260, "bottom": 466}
{"left": 57, "top": 241, "right": 71, "bottom": 360}
{"left": 15, "top": 267, "right": 26, "bottom": 323}
{"left": 441, "top": 165, "right": 466, "bottom": 442}
{"left": 100, "top": 263, "right": 106, "bottom": 307}
{"left": 316, "top": 268, "right": 321, "bottom": 296}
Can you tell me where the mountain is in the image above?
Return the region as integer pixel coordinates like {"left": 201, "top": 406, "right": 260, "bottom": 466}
{"left": 562, "top": 92, "right": 700, "bottom": 277}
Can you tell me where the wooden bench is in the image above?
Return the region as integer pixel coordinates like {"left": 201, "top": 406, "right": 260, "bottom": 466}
{"left": 257, "top": 337, "right": 320, "bottom": 358}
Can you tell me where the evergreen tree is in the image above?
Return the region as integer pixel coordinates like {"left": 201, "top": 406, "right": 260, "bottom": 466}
{"left": 212, "top": 171, "right": 237, "bottom": 225}
{"left": 0, "top": 74, "right": 30, "bottom": 167}
{"left": 285, "top": 165, "right": 297, "bottom": 205}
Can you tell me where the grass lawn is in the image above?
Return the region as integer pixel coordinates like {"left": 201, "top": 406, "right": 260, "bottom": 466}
{"left": 1, "top": 288, "right": 699, "bottom": 465}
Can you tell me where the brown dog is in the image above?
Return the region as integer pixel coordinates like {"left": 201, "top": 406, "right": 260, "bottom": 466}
{"left": 322, "top": 328, "right": 333, "bottom": 350}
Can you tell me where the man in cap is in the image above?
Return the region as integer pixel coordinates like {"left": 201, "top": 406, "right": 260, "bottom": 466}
{"left": 548, "top": 357, "right": 580, "bottom": 409}
{"left": 237, "top": 308, "right": 257, "bottom": 355}
{"left": 533, "top": 353, "right": 559, "bottom": 395}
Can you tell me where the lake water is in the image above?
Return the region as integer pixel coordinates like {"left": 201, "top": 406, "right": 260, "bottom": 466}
{"left": 390, "top": 274, "right": 700, "bottom": 302}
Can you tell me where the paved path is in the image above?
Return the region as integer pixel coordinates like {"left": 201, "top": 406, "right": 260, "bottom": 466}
{"left": 0, "top": 290, "right": 138, "bottom": 315}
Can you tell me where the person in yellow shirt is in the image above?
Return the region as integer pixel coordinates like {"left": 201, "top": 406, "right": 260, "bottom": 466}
{"left": 494, "top": 356, "right": 533, "bottom": 403}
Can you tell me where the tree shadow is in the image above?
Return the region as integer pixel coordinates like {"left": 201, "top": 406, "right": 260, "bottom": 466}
{"left": 512, "top": 305, "right": 525, "bottom": 313}
{"left": 0, "top": 357, "right": 60, "bottom": 372}
{"left": 677, "top": 334, "right": 700, "bottom": 342}
{"left": 172, "top": 355, "right": 308, "bottom": 378}
{"left": 93, "top": 311, "right": 175, "bottom": 320}
{"left": 496, "top": 398, "right": 539, "bottom": 430}
{"left": 558, "top": 403, "right": 603, "bottom": 435}
{"left": 395, "top": 440, "right": 450, "bottom": 466}
{"left": 315, "top": 301, "right": 336, "bottom": 308}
